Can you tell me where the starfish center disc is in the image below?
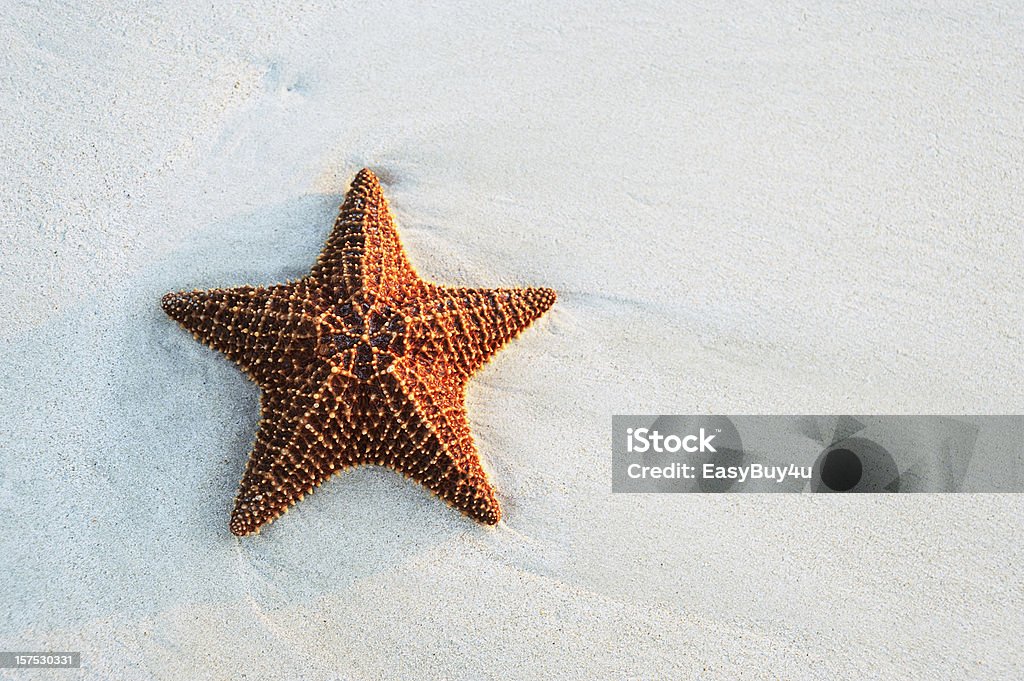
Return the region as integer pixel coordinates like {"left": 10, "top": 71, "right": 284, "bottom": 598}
{"left": 315, "top": 299, "right": 407, "bottom": 380}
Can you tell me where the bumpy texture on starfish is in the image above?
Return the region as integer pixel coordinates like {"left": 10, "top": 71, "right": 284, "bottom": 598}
{"left": 162, "top": 169, "right": 555, "bottom": 536}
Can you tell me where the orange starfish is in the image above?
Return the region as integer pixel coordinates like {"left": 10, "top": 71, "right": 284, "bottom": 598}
{"left": 162, "top": 169, "right": 555, "bottom": 535}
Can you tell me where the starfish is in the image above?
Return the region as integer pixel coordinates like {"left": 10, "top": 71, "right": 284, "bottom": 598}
{"left": 162, "top": 169, "right": 555, "bottom": 536}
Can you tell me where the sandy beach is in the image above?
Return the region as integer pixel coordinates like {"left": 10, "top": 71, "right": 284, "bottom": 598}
{"left": 3, "top": 2, "right": 1023, "bottom": 678}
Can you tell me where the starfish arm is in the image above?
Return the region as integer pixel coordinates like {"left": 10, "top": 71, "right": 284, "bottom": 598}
{"left": 389, "top": 361, "right": 501, "bottom": 524}
{"left": 161, "top": 282, "right": 318, "bottom": 389}
{"left": 308, "top": 168, "right": 425, "bottom": 304}
{"left": 230, "top": 362, "right": 336, "bottom": 536}
{"left": 408, "top": 286, "right": 556, "bottom": 381}
{"left": 231, "top": 366, "right": 501, "bottom": 535}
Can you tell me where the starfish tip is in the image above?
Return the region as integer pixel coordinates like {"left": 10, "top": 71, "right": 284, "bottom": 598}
{"left": 352, "top": 167, "right": 381, "bottom": 190}
{"left": 229, "top": 513, "right": 258, "bottom": 537}
{"left": 160, "top": 290, "right": 190, "bottom": 319}
{"left": 534, "top": 287, "right": 557, "bottom": 311}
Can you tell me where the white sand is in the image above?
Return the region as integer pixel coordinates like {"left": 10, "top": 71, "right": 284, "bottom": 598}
{"left": 3, "top": 2, "right": 1023, "bottom": 679}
